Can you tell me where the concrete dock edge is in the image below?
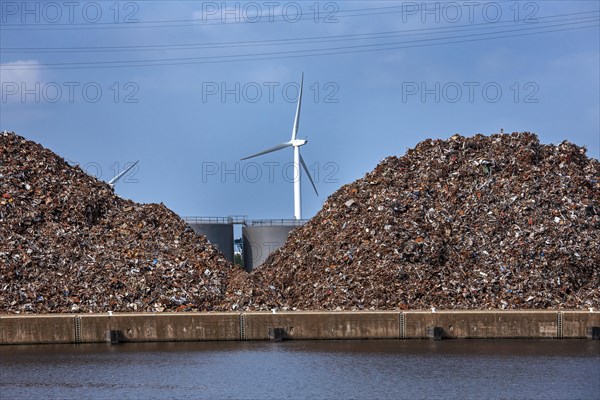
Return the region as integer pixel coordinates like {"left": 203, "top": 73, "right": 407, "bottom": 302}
{"left": 1, "top": 311, "right": 598, "bottom": 345}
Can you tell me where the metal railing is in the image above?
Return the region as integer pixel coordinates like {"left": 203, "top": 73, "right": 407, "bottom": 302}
{"left": 249, "top": 219, "right": 308, "bottom": 227}
{"left": 183, "top": 216, "right": 232, "bottom": 224}
{"left": 183, "top": 216, "right": 309, "bottom": 226}
{"left": 229, "top": 215, "right": 249, "bottom": 224}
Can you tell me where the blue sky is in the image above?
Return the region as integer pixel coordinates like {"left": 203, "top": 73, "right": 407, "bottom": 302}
{"left": 1, "top": 0, "right": 599, "bottom": 222}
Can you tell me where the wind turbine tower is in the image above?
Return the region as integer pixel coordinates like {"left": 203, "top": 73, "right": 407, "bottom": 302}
{"left": 241, "top": 73, "right": 318, "bottom": 220}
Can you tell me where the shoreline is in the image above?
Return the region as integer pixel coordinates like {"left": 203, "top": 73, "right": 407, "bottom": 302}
{"left": 1, "top": 310, "right": 599, "bottom": 344}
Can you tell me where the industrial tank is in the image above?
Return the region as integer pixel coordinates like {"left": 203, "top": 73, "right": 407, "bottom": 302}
{"left": 185, "top": 217, "right": 234, "bottom": 263}
{"left": 242, "top": 219, "right": 307, "bottom": 272}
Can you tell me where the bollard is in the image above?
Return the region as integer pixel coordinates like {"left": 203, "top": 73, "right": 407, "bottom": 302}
{"left": 268, "top": 327, "right": 286, "bottom": 341}
{"left": 586, "top": 327, "right": 600, "bottom": 340}
{"left": 427, "top": 327, "right": 444, "bottom": 340}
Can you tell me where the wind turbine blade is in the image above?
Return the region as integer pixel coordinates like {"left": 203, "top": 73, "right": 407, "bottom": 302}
{"left": 299, "top": 152, "right": 318, "bottom": 196}
{"left": 291, "top": 72, "right": 304, "bottom": 141}
{"left": 241, "top": 142, "right": 292, "bottom": 160}
{"left": 108, "top": 160, "right": 139, "bottom": 185}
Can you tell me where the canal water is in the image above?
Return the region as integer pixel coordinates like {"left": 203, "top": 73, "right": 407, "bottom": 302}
{"left": 1, "top": 340, "right": 598, "bottom": 399}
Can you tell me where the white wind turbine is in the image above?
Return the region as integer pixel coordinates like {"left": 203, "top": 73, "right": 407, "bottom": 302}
{"left": 241, "top": 73, "right": 318, "bottom": 220}
{"left": 108, "top": 160, "right": 139, "bottom": 186}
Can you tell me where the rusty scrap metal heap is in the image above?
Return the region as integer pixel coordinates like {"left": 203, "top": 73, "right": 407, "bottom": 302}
{"left": 0, "top": 132, "right": 234, "bottom": 313}
{"left": 232, "top": 132, "right": 599, "bottom": 311}
{"left": 1, "top": 131, "right": 598, "bottom": 313}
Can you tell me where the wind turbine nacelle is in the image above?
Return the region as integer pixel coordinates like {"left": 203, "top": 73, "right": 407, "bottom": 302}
{"left": 291, "top": 139, "right": 307, "bottom": 147}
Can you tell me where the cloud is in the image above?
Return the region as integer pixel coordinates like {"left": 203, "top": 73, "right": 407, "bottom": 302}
{"left": 550, "top": 51, "right": 599, "bottom": 70}
{"left": 0, "top": 59, "right": 42, "bottom": 84}
{"left": 0, "top": 60, "right": 43, "bottom": 103}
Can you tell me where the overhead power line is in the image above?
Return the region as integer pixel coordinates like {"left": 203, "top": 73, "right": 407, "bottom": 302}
{"left": 2, "top": 11, "right": 598, "bottom": 53}
{"left": 2, "top": 18, "right": 597, "bottom": 70}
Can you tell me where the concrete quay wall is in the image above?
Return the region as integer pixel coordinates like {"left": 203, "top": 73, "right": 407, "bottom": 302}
{"left": 1, "top": 311, "right": 598, "bottom": 345}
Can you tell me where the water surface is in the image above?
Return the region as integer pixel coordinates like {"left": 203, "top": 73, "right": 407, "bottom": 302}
{"left": 1, "top": 340, "right": 598, "bottom": 399}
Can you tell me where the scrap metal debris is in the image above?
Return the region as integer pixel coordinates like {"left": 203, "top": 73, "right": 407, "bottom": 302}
{"left": 1, "top": 131, "right": 598, "bottom": 313}
{"left": 0, "top": 132, "right": 235, "bottom": 313}
{"left": 230, "top": 132, "right": 600, "bottom": 311}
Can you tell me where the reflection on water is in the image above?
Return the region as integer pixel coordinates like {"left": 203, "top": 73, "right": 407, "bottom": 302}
{"left": 1, "top": 340, "right": 599, "bottom": 400}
